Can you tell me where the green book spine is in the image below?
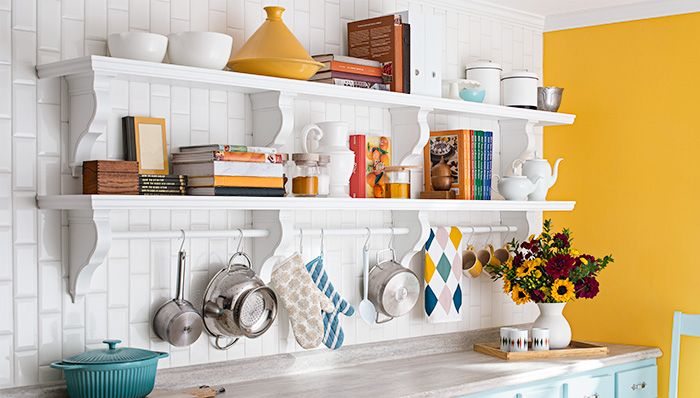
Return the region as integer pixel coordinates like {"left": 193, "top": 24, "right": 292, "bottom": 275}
{"left": 475, "top": 131, "right": 482, "bottom": 200}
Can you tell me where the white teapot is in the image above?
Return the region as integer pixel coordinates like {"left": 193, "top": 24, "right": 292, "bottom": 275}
{"left": 513, "top": 157, "right": 563, "bottom": 201}
{"left": 496, "top": 176, "right": 543, "bottom": 201}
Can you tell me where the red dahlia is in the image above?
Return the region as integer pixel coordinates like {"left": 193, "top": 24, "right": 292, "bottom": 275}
{"left": 545, "top": 254, "right": 576, "bottom": 279}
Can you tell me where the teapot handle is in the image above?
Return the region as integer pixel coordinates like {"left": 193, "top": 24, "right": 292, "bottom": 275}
{"left": 301, "top": 124, "right": 323, "bottom": 154}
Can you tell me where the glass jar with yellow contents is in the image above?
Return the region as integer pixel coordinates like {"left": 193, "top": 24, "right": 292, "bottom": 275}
{"left": 291, "top": 153, "right": 320, "bottom": 197}
{"left": 382, "top": 166, "right": 418, "bottom": 199}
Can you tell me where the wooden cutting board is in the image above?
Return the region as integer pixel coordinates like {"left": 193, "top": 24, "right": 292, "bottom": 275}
{"left": 149, "top": 386, "right": 224, "bottom": 397}
{"left": 474, "top": 341, "right": 608, "bottom": 360}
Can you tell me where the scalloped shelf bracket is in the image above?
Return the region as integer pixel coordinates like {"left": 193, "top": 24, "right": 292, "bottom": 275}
{"left": 66, "top": 209, "right": 112, "bottom": 302}
{"left": 393, "top": 210, "right": 430, "bottom": 268}
{"left": 250, "top": 91, "right": 297, "bottom": 149}
{"left": 390, "top": 106, "right": 432, "bottom": 166}
{"left": 65, "top": 72, "right": 115, "bottom": 177}
{"left": 254, "top": 209, "right": 295, "bottom": 283}
{"left": 499, "top": 119, "right": 537, "bottom": 175}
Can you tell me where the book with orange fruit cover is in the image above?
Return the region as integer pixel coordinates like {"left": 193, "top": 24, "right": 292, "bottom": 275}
{"left": 350, "top": 134, "right": 391, "bottom": 198}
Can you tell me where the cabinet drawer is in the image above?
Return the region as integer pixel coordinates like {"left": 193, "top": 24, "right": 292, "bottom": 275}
{"left": 472, "top": 384, "right": 561, "bottom": 398}
{"left": 565, "top": 374, "right": 614, "bottom": 398}
{"left": 615, "top": 366, "right": 657, "bottom": 398}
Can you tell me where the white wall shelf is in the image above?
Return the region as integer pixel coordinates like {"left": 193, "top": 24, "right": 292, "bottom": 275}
{"left": 36, "top": 194, "right": 574, "bottom": 302}
{"left": 36, "top": 56, "right": 575, "bottom": 175}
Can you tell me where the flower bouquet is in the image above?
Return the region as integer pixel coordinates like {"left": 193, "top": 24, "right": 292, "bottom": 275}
{"left": 486, "top": 219, "right": 613, "bottom": 348}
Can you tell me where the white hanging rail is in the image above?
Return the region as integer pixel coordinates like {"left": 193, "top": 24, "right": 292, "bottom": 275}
{"left": 294, "top": 227, "right": 410, "bottom": 237}
{"left": 110, "top": 229, "right": 270, "bottom": 240}
{"left": 436, "top": 225, "right": 518, "bottom": 234}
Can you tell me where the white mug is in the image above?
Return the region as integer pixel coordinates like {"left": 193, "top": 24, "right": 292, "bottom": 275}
{"left": 301, "top": 121, "right": 350, "bottom": 153}
{"left": 500, "top": 327, "right": 516, "bottom": 352}
{"left": 509, "top": 329, "right": 529, "bottom": 352}
{"left": 532, "top": 328, "right": 550, "bottom": 351}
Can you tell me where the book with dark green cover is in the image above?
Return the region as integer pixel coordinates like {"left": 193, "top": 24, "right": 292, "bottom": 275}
{"left": 187, "top": 187, "right": 286, "bottom": 197}
{"left": 474, "top": 131, "right": 483, "bottom": 200}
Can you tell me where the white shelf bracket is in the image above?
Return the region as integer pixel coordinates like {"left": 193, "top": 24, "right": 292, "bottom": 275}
{"left": 392, "top": 210, "right": 430, "bottom": 268}
{"left": 254, "top": 209, "right": 295, "bottom": 283}
{"left": 65, "top": 72, "right": 115, "bottom": 177}
{"left": 390, "top": 106, "right": 432, "bottom": 166}
{"left": 250, "top": 91, "right": 297, "bottom": 149}
{"left": 67, "top": 209, "right": 112, "bottom": 302}
{"left": 498, "top": 119, "right": 537, "bottom": 176}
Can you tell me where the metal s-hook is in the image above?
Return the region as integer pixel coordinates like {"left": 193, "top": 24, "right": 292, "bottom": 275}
{"left": 388, "top": 227, "right": 395, "bottom": 251}
{"left": 320, "top": 228, "right": 325, "bottom": 258}
{"left": 363, "top": 227, "right": 371, "bottom": 251}
{"left": 299, "top": 228, "right": 304, "bottom": 255}
{"left": 178, "top": 229, "right": 186, "bottom": 253}
{"left": 235, "top": 228, "right": 244, "bottom": 253}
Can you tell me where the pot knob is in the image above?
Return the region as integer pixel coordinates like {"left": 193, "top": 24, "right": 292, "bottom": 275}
{"left": 395, "top": 287, "right": 408, "bottom": 302}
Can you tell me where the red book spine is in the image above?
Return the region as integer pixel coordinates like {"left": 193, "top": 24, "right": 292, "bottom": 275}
{"left": 349, "top": 134, "right": 366, "bottom": 198}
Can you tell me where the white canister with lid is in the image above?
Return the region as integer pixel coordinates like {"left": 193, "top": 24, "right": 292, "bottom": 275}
{"left": 501, "top": 70, "right": 539, "bottom": 109}
{"left": 465, "top": 60, "right": 502, "bottom": 105}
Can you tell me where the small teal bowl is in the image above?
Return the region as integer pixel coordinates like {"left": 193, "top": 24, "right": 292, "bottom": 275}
{"left": 459, "top": 88, "right": 486, "bottom": 103}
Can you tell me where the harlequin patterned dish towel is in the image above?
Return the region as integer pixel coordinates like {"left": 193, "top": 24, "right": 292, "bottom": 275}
{"left": 424, "top": 226, "right": 463, "bottom": 322}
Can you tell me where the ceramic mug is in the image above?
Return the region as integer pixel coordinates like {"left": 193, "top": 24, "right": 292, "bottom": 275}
{"left": 488, "top": 244, "right": 512, "bottom": 266}
{"left": 462, "top": 245, "right": 484, "bottom": 278}
{"left": 500, "top": 327, "right": 516, "bottom": 352}
{"left": 301, "top": 121, "right": 350, "bottom": 154}
{"left": 509, "top": 329, "right": 529, "bottom": 352}
{"left": 532, "top": 328, "right": 550, "bottom": 351}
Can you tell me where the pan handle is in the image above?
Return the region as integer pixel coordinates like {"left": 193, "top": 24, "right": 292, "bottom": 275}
{"left": 213, "top": 335, "right": 239, "bottom": 350}
{"left": 375, "top": 312, "right": 394, "bottom": 324}
{"left": 227, "top": 251, "right": 252, "bottom": 270}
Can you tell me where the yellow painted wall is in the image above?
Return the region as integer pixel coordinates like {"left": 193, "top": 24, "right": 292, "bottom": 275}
{"left": 544, "top": 12, "right": 700, "bottom": 398}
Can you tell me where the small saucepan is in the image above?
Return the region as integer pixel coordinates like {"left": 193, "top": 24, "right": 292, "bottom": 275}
{"left": 368, "top": 249, "right": 420, "bottom": 323}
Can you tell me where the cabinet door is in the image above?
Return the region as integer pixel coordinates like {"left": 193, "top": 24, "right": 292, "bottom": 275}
{"left": 565, "top": 374, "right": 614, "bottom": 398}
{"left": 470, "top": 384, "right": 561, "bottom": 398}
{"left": 615, "top": 366, "right": 657, "bottom": 398}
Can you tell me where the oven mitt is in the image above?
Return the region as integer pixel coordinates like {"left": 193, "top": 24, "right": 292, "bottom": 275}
{"left": 271, "top": 253, "right": 335, "bottom": 349}
{"left": 306, "top": 255, "right": 355, "bottom": 350}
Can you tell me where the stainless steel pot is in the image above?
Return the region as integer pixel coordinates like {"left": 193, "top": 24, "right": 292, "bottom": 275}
{"left": 202, "top": 252, "right": 277, "bottom": 350}
{"left": 368, "top": 249, "right": 420, "bottom": 323}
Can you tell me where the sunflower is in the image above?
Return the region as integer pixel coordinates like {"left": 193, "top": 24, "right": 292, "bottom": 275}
{"left": 516, "top": 259, "right": 542, "bottom": 278}
{"left": 551, "top": 279, "right": 576, "bottom": 302}
{"left": 502, "top": 279, "right": 512, "bottom": 294}
{"left": 511, "top": 285, "right": 530, "bottom": 305}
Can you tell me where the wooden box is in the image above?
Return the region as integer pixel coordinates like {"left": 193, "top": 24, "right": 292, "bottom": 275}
{"left": 83, "top": 160, "right": 139, "bottom": 195}
{"left": 474, "top": 341, "right": 609, "bottom": 361}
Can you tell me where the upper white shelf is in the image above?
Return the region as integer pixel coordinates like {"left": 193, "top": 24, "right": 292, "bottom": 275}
{"left": 37, "top": 56, "right": 575, "bottom": 126}
{"left": 37, "top": 195, "right": 576, "bottom": 212}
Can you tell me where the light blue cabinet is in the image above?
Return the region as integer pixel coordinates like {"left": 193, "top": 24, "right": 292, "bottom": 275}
{"left": 463, "top": 359, "right": 657, "bottom": 398}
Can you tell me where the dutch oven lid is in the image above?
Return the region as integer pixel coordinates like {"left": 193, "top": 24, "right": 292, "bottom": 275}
{"left": 380, "top": 268, "right": 420, "bottom": 317}
{"left": 63, "top": 340, "right": 161, "bottom": 364}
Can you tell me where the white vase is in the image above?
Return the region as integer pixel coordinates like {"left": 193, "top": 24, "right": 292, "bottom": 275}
{"left": 532, "top": 302, "right": 571, "bottom": 349}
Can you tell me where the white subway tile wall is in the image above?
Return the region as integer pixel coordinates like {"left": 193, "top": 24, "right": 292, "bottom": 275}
{"left": 1, "top": 0, "right": 544, "bottom": 388}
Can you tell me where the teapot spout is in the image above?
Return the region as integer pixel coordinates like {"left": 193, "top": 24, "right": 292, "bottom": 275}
{"left": 549, "top": 158, "right": 563, "bottom": 188}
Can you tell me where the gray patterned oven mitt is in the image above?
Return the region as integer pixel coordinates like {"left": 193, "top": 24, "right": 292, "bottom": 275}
{"left": 270, "top": 253, "right": 335, "bottom": 349}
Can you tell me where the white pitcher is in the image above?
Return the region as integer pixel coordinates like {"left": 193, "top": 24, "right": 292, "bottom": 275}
{"left": 300, "top": 121, "right": 354, "bottom": 198}
{"left": 301, "top": 121, "right": 350, "bottom": 153}
{"left": 513, "top": 157, "right": 563, "bottom": 201}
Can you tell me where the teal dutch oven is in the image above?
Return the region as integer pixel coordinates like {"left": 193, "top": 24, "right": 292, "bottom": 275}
{"left": 51, "top": 339, "right": 168, "bottom": 398}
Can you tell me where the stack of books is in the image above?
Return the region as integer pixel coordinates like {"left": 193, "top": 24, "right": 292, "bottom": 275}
{"left": 310, "top": 54, "right": 389, "bottom": 91}
{"left": 139, "top": 174, "right": 187, "bottom": 196}
{"left": 82, "top": 160, "right": 139, "bottom": 195}
{"left": 172, "top": 144, "right": 286, "bottom": 197}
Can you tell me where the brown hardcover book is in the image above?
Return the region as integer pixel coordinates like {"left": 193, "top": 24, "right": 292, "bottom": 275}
{"left": 347, "top": 15, "right": 403, "bottom": 93}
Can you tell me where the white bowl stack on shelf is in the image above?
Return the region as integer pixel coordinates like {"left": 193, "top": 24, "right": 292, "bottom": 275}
{"left": 107, "top": 31, "right": 233, "bottom": 70}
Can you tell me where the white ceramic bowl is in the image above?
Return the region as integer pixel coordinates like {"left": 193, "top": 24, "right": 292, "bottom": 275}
{"left": 108, "top": 32, "right": 168, "bottom": 63}
{"left": 167, "top": 32, "right": 233, "bottom": 70}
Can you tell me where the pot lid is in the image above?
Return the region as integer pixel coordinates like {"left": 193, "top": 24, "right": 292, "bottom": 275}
{"left": 501, "top": 70, "right": 539, "bottom": 80}
{"left": 317, "top": 154, "right": 331, "bottom": 165}
{"left": 466, "top": 60, "right": 502, "bottom": 71}
{"left": 62, "top": 340, "right": 162, "bottom": 364}
{"left": 380, "top": 270, "right": 420, "bottom": 317}
{"left": 292, "top": 153, "right": 319, "bottom": 164}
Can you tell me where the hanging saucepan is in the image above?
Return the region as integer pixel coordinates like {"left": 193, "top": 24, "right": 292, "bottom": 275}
{"left": 202, "top": 252, "right": 278, "bottom": 350}
{"left": 368, "top": 249, "right": 420, "bottom": 323}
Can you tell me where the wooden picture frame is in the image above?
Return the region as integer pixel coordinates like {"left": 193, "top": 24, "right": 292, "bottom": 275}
{"left": 123, "top": 116, "right": 169, "bottom": 175}
{"left": 423, "top": 129, "right": 471, "bottom": 200}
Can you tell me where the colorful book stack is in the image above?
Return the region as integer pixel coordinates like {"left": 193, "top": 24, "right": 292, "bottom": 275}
{"left": 310, "top": 54, "right": 389, "bottom": 91}
{"left": 172, "top": 145, "right": 286, "bottom": 197}
{"left": 423, "top": 130, "right": 493, "bottom": 200}
{"left": 139, "top": 174, "right": 187, "bottom": 196}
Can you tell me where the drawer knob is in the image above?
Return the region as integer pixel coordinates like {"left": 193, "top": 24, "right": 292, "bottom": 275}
{"left": 631, "top": 381, "right": 647, "bottom": 391}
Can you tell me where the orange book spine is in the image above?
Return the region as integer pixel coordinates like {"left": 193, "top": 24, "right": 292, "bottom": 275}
{"left": 392, "top": 24, "right": 403, "bottom": 93}
{"left": 329, "top": 61, "right": 382, "bottom": 77}
{"left": 213, "top": 152, "right": 267, "bottom": 162}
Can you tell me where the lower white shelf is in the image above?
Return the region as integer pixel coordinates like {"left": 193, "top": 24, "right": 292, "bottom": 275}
{"left": 36, "top": 195, "right": 576, "bottom": 212}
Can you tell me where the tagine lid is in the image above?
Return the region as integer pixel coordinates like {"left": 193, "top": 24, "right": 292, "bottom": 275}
{"left": 229, "top": 6, "right": 323, "bottom": 67}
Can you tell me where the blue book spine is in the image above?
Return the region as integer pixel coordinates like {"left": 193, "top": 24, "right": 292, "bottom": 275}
{"left": 485, "top": 131, "right": 493, "bottom": 200}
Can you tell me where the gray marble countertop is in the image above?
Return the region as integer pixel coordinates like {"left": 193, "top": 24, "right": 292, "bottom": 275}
{"left": 208, "top": 343, "right": 661, "bottom": 398}
{"left": 0, "top": 327, "right": 661, "bottom": 398}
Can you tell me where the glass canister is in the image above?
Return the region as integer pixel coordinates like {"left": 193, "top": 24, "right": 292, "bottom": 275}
{"left": 317, "top": 154, "right": 331, "bottom": 197}
{"left": 383, "top": 166, "right": 413, "bottom": 199}
{"left": 291, "top": 153, "right": 319, "bottom": 197}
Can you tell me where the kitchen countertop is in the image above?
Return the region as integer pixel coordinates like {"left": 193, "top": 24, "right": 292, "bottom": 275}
{"left": 0, "top": 326, "right": 661, "bottom": 398}
{"left": 206, "top": 343, "right": 660, "bottom": 398}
